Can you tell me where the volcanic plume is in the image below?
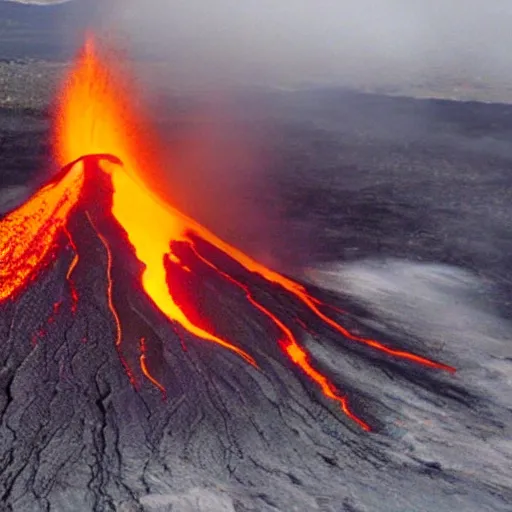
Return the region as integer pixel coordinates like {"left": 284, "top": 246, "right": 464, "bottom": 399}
{"left": 0, "top": 37, "right": 455, "bottom": 432}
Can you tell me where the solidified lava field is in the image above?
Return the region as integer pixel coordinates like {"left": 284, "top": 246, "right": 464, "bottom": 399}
{"left": 1, "top": 56, "right": 512, "bottom": 512}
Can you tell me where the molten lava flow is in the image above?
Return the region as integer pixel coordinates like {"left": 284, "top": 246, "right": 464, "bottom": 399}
{"left": 189, "top": 243, "right": 371, "bottom": 431}
{"left": 63, "top": 225, "right": 79, "bottom": 313}
{"left": 49, "top": 35, "right": 456, "bottom": 430}
{"left": 139, "top": 337, "right": 166, "bottom": 399}
{"left": 86, "top": 210, "right": 138, "bottom": 387}
{"left": 86, "top": 211, "right": 122, "bottom": 348}
{"left": 279, "top": 339, "right": 370, "bottom": 431}
{"left": 0, "top": 164, "right": 84, "bottom": 302}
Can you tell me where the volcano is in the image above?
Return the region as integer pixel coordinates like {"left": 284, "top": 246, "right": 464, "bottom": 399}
{"left": 1, "top": 38, "right": 511, "bottom": 512}
{"left": 1, "top": 36, "right": 455, "bottom": 430}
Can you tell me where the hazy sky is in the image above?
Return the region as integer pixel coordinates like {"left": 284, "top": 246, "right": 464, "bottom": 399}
{"left": 68, "top": 0, "right": 512, "bottom": 265}
{"left": 97, "top": 0, "right": 512, "bottom": 87}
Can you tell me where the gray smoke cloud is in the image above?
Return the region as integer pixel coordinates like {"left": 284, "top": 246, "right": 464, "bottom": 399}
{"left": 99, "top": 0, "right": 512, "bottom": 89}
{"left": 86, "top": 0, "right": 512, "bottom": 270}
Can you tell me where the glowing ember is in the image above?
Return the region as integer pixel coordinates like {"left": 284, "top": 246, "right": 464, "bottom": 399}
{"left": 0, "top": 36, "right": 456, "bottom": 432}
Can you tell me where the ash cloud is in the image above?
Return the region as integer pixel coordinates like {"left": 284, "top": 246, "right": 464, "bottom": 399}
{"left": 101, "top": 0, "right": 512, "bottom": 89}
{"left": 145, "top": 96, "right": 292, "bottom": 270}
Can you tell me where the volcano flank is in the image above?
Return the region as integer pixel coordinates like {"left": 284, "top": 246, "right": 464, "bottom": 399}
{"left": 0, "top": 151, "right": 470, "bottom": 511}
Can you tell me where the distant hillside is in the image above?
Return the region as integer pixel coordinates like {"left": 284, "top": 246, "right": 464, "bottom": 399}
{"left": 5, "top": 1, "right": 70, "bottom": 3}
{"left": 0, "top": 0, "right": 78, "bottom": 28}
{"left": 0, "top": 0, "right": 96, "bottom": 60}
{"left": 1, "top": 1, "right": 71, "bottom": 6}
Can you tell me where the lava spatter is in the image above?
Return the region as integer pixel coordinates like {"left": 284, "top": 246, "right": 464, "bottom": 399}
{"left": 0, "top": 35, "right": 456, "bottom": 432}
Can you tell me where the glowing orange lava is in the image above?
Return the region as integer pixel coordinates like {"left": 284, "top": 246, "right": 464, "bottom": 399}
{"left": 0, "top": 35, "right": 456, "bottom": 432}
{"left": 0, "top": 164, "right": 83, "bottom": 302}
{"left": 139, "top": 337, "right": 166, "bottom": 399}
{"left": 63, "top": 225, "right": 79, "bottom": 313}
{"left": 86, "top": 211, "right": 122, "bottom": 348}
